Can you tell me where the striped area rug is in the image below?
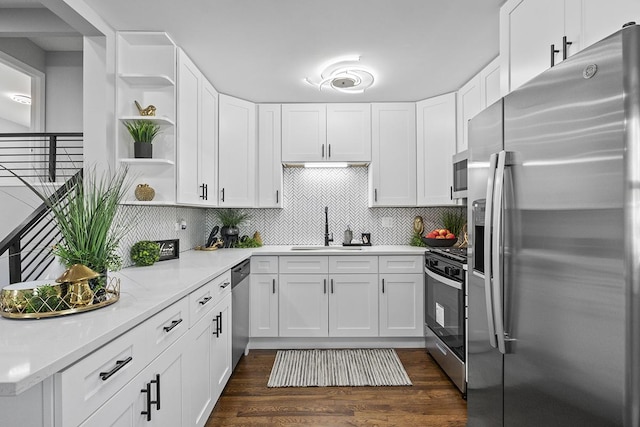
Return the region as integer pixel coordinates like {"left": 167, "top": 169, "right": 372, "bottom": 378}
{"left": 267, "top": 348, "right": 412, "bottom": 387}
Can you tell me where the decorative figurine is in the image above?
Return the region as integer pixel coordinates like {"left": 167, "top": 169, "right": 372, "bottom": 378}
{"left": 413, "top": 215, "right": 424, "bottom": 235}
{"left": 135, "top": 100, "right": 157, "bottom": 116}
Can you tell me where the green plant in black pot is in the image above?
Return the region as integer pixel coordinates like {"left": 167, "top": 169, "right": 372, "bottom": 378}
{"left": 123, "top": 120, "right": 161, "bottom": 158}
{"left": 130, "top": 241, "right": 161, "bottom": 266}
{"left": 215, "top": 209, "right": 250, "bottom": 248}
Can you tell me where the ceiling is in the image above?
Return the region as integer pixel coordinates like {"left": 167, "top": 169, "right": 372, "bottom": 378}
{"left": 0, "top": 0, "right": 505, "bottom": 103}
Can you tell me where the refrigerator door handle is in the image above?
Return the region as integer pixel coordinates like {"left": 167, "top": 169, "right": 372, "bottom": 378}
{"left": 492, "top": 150, "right": 507, "bottom": 355}
{"left": 484, "top": 152, "right": 498, "bottom": 349}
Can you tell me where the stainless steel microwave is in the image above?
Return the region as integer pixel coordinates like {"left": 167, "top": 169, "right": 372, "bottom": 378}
{"left": 452, "top": 150, "right": 468, "bottom": 199}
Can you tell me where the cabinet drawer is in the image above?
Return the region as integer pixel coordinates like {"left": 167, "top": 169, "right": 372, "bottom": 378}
{"left": 211, "top": 270, "right": 232, "bottom": 304}
{"left": 145, "top": 296, "right": 190, "bottom": 359}
{"left": 329, "top": 256, "right": 378, "bottom": 274}
{"left": 251, "top": 256, "right": 278, "bottom": 274}
{"left": 279, "top": 256, "right": 329, "bottom": 274}
{"left": 379, "top": 255, "right": 424, "bottom": 274}
{"left": 189, "top": 279, "right": 217, "bottom": 327}
{"left": 55, "top": 324, "right": 147, "bottom": 427}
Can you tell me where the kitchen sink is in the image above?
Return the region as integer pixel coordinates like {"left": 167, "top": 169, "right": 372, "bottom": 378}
{"left": 290, "top": 246, "right": 362, "bottom": 251}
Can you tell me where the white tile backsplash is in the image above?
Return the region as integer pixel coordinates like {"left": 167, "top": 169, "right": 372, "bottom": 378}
{"left": 118, "top": 167, "right": 466, "bottom": 267}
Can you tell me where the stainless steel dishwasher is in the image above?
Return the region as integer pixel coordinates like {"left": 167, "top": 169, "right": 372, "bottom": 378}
{"left": 231, "top": 259, "right": 250, "bottom": 370}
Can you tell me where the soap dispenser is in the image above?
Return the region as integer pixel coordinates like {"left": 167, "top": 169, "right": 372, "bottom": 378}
{"left": 343, "top": 225, "right": 353, "bottom": 245}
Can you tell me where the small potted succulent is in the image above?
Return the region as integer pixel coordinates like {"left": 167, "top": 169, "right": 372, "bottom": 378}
{"left": 130, "top": 240, "right": 161, "bottom": 266}
{"left": 214, "top": 209, "right": 250, "bottom": 248}
{"left": 123, "top": 120, "right": 161, "bottom": 158}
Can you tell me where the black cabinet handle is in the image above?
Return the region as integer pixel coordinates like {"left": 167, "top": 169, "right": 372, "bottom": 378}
{"left": 217, "top": 312, "right": 223, "bottom": 335}
{"left": 450, "top": 186, "right": 453, "bottom": 200}
{"left": 141, "top": 382, "right": 152, "bottom": 421}
{"left": 562, "top": 36, "right": 572, "bottom": 60}
{"left": 331, "top": 278, "right": 334, "bottom": 294}
{"left": 322, "top": 144, "right": 325, "bottom": 158}
{"left": 276, "top": 190, "right": 279, "bottom": 204}
{"left": 204, "top": 183, "right": 208, "bottom": 200}
{"left": 163, "top": 318, "right": 183, "bottom": 333}
{"left": 374, "top": 189, "right": 378, "bottom": 202}
{"left": 328, "top": 144, "right": 331, "bottom": 158}
{"left": 99, "top": 356, "right": 133, "bottom": 381}
{"left": 221, "top": 188, "right": 225, "bottom": 202}
{"left": 212, "top": 315, "right": 220, "bottom": 337}
{"left": 324, "top": 279, "right": 327, "bottom": 294}
{"left": 550, "top": 44, "right": 560, "bottom": 67}
{"left": 150, "top": 374, "right": 160, "bottom": 410}
{"left": 382, "top": 278, "right": 385, "bottom": 294}
{"left": 199, "top": 183, "right": 206, "bottom": 199}
{"left": 272, "top": 278, "right": 276, "bottom": 294}
{"left": 220, "top": 281, "right": 230, "bottom": 289}
{"left": 199, "top": 296, "right": 212, "bottom": 306}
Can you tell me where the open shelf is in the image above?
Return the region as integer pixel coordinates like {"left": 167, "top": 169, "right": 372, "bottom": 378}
{"left": 119, "top": 158, "right": 175, "bottom": 166}
{"left": 119, "top": 116, "right": 175, "bottom": 126}
{"left": 119, "top": 74, "right": 175, "bottom": 87}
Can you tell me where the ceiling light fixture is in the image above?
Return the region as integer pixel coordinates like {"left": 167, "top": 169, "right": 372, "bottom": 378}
{"left": 10, "top": 94, "right": 31, "bottom": 105}
{"left": 304, "top": 55, "right": 375, "bottom": 94}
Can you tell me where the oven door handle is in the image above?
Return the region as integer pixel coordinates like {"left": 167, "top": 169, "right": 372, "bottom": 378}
{"left": 425, "top": 268, "right": 462, "bottom": 290}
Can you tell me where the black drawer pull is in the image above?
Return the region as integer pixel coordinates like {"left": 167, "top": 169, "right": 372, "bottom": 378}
{"left": 99, "top": 356, "right": 133, "bottom": 381}
{"left": 163, "top": 318, "right": 183, "bottom": 333}
{"left": 199, "top": 296, "right": 212, "bottom": 306}
{"left": 141, "top": 382, "right": 152, "bottom": 421}
{"left": 220, "top": 281, "right": 230, "bottom": 289}
{"left": 150, "top": 373, "right": 160, "bottom": 410}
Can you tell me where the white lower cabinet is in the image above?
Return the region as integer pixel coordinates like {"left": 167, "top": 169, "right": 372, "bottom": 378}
{"left": 379, "top": 273, "right": 424, "bottom": 337}
{"left": 80, "top": 335, "right": 188, "bottom": 427}
{"left": 211, "top": 293, "right": 232, "bottom": 402}
{"left": 328, "top": 274, "right": 378, "bottom": 337}
{"left": 186, "top": 309, "right": 216, "bottom": 427}
{"left": 279, "top": 273, "right": 329, "bottom": 337}
{"left": 250, "top": 273, "right": 279, "bottom": 337}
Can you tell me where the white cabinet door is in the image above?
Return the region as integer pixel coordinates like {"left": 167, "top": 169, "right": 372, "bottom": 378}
{"left": 185, "top": 310, "right": 215, "bottom": 427}
{"left": 177, "top": 50, "right": 218, "bottom": 206}
{"left": 199, "top": 79, "right": 218, "bottom": 206}
{"left": 250, "top": 273, "right": 279, "bottom": 337}
{"left": 370, "top": 103, "right": 416, "bottom": 207}
{"left": 328, "top": 274, "right": 378, "bottom": 337}
{"left": 576, "top": 0, "right": 640, "bottom": 49}
{"left": 416, "top": 93, "right": 457, "bottom": 206}
{"left": 257, "top": 104, "right": 283, "bottom": 207}
{"left": 456, "top": 75, "right": 482, "bottom": 153}
{"left": 218, "top": 94, "right": 256, "bottom": 207}
{"left": 379, "top": 273, "right": 424, "bottom": 337}
{"left": 281, "top": 104, "right": 326, "bottom": 162}
{"left": 80, "top": 338, "right": 188, "bottom": 427}
{"left": 211, "top": 294, "right": 232, "bottom": 402}
{"left": 279, "top": 274, "right": 329, "bottom": 337}
{"left": 480, "top": 56, "right": 501, "bottom": 107}
{"left": 326, "top": 103, "right": 371, "bottom": 162}
{"left": 176, "top": 50, "right": 201, "bottom": 205}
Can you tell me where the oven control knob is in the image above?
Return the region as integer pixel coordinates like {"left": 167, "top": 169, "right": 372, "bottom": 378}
{"left": 429, "top": 260, "right": 439, "bottom": 267}
{"left": 445, "top": 266, "right": 460, "bottom": 276}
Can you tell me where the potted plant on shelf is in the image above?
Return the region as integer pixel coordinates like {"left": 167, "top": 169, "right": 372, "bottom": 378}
{"left": 214, "top": 209, "right": 250, "bottom": 248}
{"left": 123, "top": 120, "right": 161, "bottom": 158}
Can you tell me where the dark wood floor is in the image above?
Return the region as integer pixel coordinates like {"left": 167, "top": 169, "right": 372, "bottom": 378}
{"left": 206, "top": 348, "right": 467, "bottom": 426}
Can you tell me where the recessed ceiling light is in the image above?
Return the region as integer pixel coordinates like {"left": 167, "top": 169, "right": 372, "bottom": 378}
{"left": 304, "top": 56, "right": 375, "bottom": 94}
{"left": 11, "top": 94, "right": 31, "bottom": 105}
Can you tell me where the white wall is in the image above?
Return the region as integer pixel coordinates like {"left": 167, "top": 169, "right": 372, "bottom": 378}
{"left": 45, "top": 51, "right": 83, "bottom": 132}
{"left": 0, "top": 117, "right": 29, "bottom": 133}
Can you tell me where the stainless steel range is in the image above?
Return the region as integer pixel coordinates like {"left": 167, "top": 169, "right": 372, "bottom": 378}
{"left": 424, "top": 247, "right": 467, "bottom": 395}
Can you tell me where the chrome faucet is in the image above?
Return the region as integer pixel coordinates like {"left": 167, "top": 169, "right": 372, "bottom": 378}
{"left": 324, "top": 206, "right": 333, "bottom": 246}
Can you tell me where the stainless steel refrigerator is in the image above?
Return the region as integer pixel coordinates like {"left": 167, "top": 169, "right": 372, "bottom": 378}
{"left": 467, "top": 24, "right": 640, "bottom": 426}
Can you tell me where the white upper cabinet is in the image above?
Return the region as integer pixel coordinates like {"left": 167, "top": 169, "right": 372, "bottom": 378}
{"left": 326, "top": 104, "right": 371, "bottom": 162}
{"left": 480, "top": 56, "right": 501, "bottom": 109}
{"left": 281, "top": 103, "right": 371, "bottom": 163}
{"left": 370, "top": 103, "right": 417, "bottom": 207}
{"left": 281, "top": 104, "right": 326, "bottom": 162}
{"left": 501, "top": 0, "right": 639, "bottom": 94}
{"left": 218, "top": 94, "right": 256, "bottom": 207}
{"left": 257, "top": 104, "right": 283, "bottom": 208}
{"left": 116, "top": 32, "right": 177, "bottom": 205}
{"left": 456, "top": 75, "right": 481, "bottom": 153}
{"left": 176, "top": 49, "right": 218, "bottom": 206}
{"left": 416, "top": 93, "right": 457, "bottom": 206}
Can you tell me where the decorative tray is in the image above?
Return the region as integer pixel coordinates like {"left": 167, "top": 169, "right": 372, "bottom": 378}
{"left": 0, "top": 276, "right": 120, "bottom": 320}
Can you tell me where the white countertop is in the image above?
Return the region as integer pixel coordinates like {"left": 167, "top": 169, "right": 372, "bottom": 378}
{"left": 0, "top": 245, "right": 425, "bottom": 396}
